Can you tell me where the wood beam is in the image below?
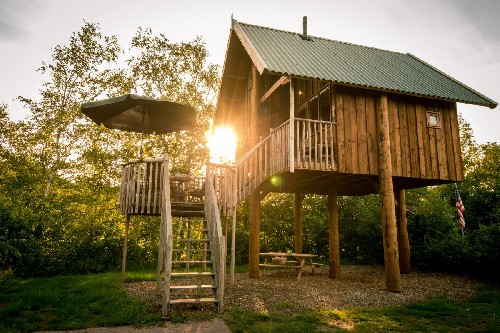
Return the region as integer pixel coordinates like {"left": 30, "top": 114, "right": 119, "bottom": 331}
{"left": 294, "top": 193, "right": 304, "bottom": 253}
{"left": 260, "top": 76, "right": 289, "bottom": 104}
{"left": 377, "top": 94, "right": 401, "bottom": 292}
{"left": 290, "top": 78, "right": 295, "bottom": 173}
{"left": 328, "top": 187, "right": 340, "bottom": 279}
{"left": 224, "top": 74, "right": 248, "bottom": 80}
{"left": 121, "top": 214, "right": 130, "bottom": 283}
{"left": 248, "top": 191, "right": 261, "bottom": 278}
{"left": 249, "top": 66, "right": 260, "bottom": 147}
{"left": 396, "top": 189, "right": 411, "bottom": 273}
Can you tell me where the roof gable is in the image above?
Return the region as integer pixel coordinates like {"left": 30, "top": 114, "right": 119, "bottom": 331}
{"left": 227, "top": 20, "right": 497, "bottom": 109}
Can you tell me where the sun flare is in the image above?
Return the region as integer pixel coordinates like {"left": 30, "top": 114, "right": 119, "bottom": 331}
{"left": 207, "top": 126, "right": 237, "bottom": 164}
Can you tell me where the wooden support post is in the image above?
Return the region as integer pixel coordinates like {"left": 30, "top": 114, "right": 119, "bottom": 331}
{"left": 202, "top": 219, "right": 208, "bottom": 272}
{"left": 248, "top": 191, "right": 261, "bottom": 278}
{"left": 377, "top": 94, "right": 401, "bottom": 292}
{"left": 156, "top": 214, "right": 166, "bottom": 295}
{"left": 230, "top": 170, "right": 237, "bottom": 285}
{"left": 328, "top": 188, "right": 340, "bottom": 279}
{"left": 290, "top": 77, "right": 295, "bottom": 172}
{"left": 121, "top": 214, "right": 130, "bottom": 283}
{"left": 186, "top": 219, "right": 191, "bottom": 272}
{"left": 294, "top": 193, "right": 304, "bottom": 253}
{"left": 396, "top": 189, "right": 411, "bottom": 274}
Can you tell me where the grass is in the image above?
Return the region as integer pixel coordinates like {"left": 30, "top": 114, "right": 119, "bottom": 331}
{"left": 0, "top": 271, "right": 163, "bottom": 333}
{"left": 0, "top": 269, "right": 498, "bottom": 332}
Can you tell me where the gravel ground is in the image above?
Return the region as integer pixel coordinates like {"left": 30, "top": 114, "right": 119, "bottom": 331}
{"left": 124, "top": 265, "right": 485, "bottom": 316}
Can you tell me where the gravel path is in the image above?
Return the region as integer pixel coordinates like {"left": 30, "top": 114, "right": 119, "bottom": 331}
{"left": 124, "top": 265, "right": 485, "bottom": 317}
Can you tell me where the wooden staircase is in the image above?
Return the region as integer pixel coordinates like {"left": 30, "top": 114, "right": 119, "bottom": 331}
{"left": 167, "top": 218, "right": 219, "bottom": 307}
{"left": 159, "top": 167, "right": 226, "bottom": 317}
{"left": 118, "top": 158, "right": 234, "bottom": 317}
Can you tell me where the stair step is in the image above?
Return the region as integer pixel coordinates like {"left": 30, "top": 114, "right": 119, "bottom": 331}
{"left": 171, "top": 272, "right": 215, "bottom": 277}
{"left": 173, "top": 249, "right": 211, "bottom": 252}
{"left": 174, "top": 238, "right": 210, "bottom": 242}
{"left": 169, "top": 297, "right": 218, "bottom": 304}
{"left": 173, "top": 260, "right": 213, "bottom": 264}
{"left": 173, "top": 228, "right": 208, "bottom": 232}
{"left": 170, "top": 284, "right": 215, "bottom": 291}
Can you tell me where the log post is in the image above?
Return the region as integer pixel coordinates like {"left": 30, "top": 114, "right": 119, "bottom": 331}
{"left": 248, "top": 192, "right": 261, "bottom": 278}
{"left": 294, "top": 193, "right": 304, "bottom": 253}
{"left": 121, "top": 214, "right": 130, "bottom": 283}
{"left": 377, "top": 93, "right": 401, "bottom": 292}
{"left": 289, "top": 77, "right": 295, "bottom": 172}
{"left": 396, "top": 189, "right": 411, "bottom": 273}
{"left": 328, "top": 188, "right": 340, "bottom": 278}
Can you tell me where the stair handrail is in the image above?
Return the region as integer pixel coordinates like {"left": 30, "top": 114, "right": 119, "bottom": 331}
{"left": 156, "top": 156, "right": 173, "bottom": 317}
{"left": 204, "top": 164, "right": 226, "bottom": 312}
{"left": 234, "top": 119, "right": 291, "bottom": 204}
{"left": 235, "top": 119, "right": 290, "bottom": 167}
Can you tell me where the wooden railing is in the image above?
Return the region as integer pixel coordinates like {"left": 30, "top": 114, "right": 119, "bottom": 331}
{"left": 295, "top": 118, "right": 337, "bottom": 171}
{"left": 205, "top": 164, "right": 227, "bottom": 312}
{"left": 234, "top": 118, "right": 337, "bottom": 204}
{"left": 236, "top": 120, "right": 290, "bottom": 204}
{"left": 119, "top": 160, "right": 206, "bottom": 215}
{"left": 207, "top": 162, "right": 237, "bottom": 217}
{"left": 207, "top": 162, "right": 238, "bottom": 285}
{"left": 119, "top": 159, "right": 165, "bottom": 215}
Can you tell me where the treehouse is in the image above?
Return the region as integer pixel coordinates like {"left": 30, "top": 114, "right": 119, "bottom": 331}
{"left": 215, "top": 18, "right": 497, "bottom": 291}
{"left": 81, "top": 94, "right": 234, "bottom": 316}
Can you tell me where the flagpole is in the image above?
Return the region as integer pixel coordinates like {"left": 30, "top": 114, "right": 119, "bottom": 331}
{"left": 454, "top": 183, "right": 465, "bottom": 236}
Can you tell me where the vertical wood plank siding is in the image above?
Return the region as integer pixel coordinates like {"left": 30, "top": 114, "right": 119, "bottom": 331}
{"left": 335, "top": 90, "right": 346, "bottom": 173}
{"left": 334, "top": 86, "right": 463, "bottom": 181}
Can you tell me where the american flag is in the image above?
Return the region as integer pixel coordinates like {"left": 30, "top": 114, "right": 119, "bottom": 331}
{"left": 455, "top": 184, "right": 465, "bottom": 230}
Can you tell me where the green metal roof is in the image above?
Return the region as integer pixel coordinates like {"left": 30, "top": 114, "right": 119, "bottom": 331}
{"left": 233, "top": 20, "right": 497, "bottom": 109}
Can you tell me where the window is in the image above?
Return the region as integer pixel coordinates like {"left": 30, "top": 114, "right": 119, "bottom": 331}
{"left": 426, "top": 111, "right": 441, "bottom": 128}
{"left": 295, "top": 83, "right": 332, "bottom": 121}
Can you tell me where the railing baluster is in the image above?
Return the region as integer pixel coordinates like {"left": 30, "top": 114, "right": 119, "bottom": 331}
{"left": 324, "top": 124, "right": 328, "bottom": 170}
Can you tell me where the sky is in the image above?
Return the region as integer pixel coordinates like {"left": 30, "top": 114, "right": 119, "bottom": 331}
{"left": 1, "top": 0, "right": 499, "bottom": 143}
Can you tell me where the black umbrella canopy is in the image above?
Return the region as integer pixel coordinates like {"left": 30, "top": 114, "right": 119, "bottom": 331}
{"left": 81, "top": 94, "right": 196, "bottom": 134}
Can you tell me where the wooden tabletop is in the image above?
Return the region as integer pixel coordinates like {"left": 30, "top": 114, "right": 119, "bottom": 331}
{"left": 260, "top": 252, "right": 317, "bottom": 258}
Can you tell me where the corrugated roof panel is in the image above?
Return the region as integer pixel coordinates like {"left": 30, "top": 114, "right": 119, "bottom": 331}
{"left": 236, "top": 22, "right": 497, "bottom": 108}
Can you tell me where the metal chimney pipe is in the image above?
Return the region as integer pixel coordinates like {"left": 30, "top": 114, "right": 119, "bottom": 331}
{"left": 302, "top": 16, "right": 308, "bottom": 39}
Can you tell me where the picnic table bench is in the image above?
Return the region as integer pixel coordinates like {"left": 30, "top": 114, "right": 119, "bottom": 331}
{"left": 259, "top": 252, "right": 323, "bottom": 280}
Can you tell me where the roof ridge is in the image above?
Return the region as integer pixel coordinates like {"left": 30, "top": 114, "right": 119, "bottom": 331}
{"left": 236, "top": 21, "right": 408, "bottom": 57}
{"left": 227, "top": 19, "right": 497, "bottom": 109}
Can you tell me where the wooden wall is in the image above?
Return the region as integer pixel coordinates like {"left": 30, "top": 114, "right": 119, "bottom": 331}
{"left": 334, "top": 85, "right": 464, "bottom": 182}
{"left": 334, "top": 86, "right": 379, "bottom": 176}
{"left": 244, "top": 72, "right": 464, "bottom": 184}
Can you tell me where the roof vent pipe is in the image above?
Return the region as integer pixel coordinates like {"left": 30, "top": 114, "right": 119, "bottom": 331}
{"left": 302, "top": 16, "right": 308, "bottom": 39}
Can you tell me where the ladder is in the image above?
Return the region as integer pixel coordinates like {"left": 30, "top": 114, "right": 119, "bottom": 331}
{"left": 159, "top": 169, "right": 226, "bottom": 317}
{"left": 168, "top": 218, "right": 219, "bottom": 308}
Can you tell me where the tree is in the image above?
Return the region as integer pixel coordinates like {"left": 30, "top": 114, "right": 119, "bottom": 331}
{"left": 1, "top": 21, "right": 224, "bottom": 277}
{"left": 458, "top": 113, "right": 480, "bottom": 175}
{"left": 18, "top": 21, "right": 122, "bottom": 197}
{"left": 127, "top": 28, "right": 220, "bottom": 172}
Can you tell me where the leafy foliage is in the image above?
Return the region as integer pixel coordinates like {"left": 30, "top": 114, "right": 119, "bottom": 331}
{"left": 0, "top": 21, "right": 498, "bottom": 283}
{"left": 0, "top": 21, "right": 218, "bottom": 277}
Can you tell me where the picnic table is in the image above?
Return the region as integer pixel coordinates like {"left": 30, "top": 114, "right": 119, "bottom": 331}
{"left": 259, "top": 252, "right": 323, "bottom": 280}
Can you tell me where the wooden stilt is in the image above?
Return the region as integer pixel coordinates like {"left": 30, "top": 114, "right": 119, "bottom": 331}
{"left": 328, "top": 188, "right": 340, "bottom": 279}
{"left": 377, "top": 94, "right": 401, "bottom": 292}
{"left": 202, "top": 219, "right": 207, "bottom": 272}
{"left": 396, "top": 189, "right": 411, "bottom": 274}
{"left": 121, "top": 214, "right": 130, "bottom": 283}
{"left": 294, "top": 193, "right": 304, "bottom": 253}
{"left": 156, "top": 212, "right": 166, "bottom": 294}
{"left": 248, "top": 192, "right": 261, "bottom": 278}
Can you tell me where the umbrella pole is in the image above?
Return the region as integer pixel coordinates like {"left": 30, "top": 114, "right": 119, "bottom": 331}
{"left": 140, "top": 108, "right": 146, "bottom": 159}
